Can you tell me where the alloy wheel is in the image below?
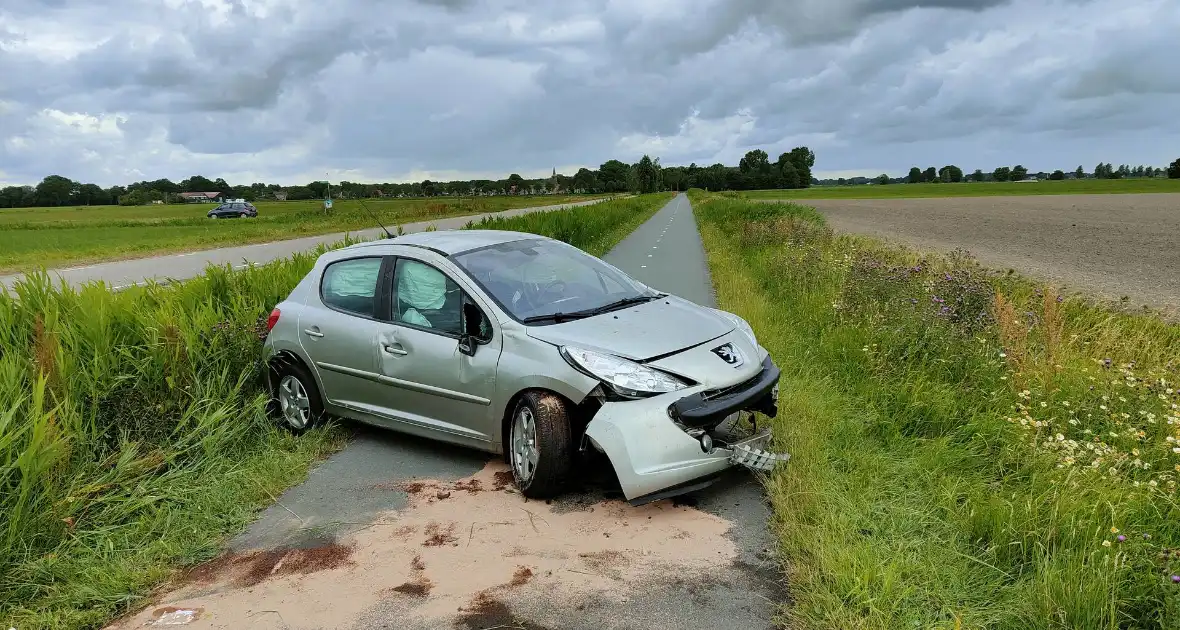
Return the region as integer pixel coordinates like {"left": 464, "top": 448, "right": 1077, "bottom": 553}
{"left": 278, "top": 375, "right": 311, "bottom": 429}
{"left": 511, "top": 406, "right": 539, "bottom": 483}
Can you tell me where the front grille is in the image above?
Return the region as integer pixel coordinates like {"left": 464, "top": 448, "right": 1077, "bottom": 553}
{"left": 700, "top": 370, "right": 763, "bottom": 402}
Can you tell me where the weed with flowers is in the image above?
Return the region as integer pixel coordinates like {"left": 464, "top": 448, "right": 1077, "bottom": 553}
{"left": 692, "top": 190, "right": 1180, "bottom": 629}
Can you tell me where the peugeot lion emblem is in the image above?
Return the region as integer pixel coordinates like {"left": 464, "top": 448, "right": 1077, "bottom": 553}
{"left": 711, "top": 343, "right": 745, "bottom": 367}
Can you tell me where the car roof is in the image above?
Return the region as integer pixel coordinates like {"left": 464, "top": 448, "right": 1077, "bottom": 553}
{"left": 342, "top": 229, "right": 547, "bottom": 256}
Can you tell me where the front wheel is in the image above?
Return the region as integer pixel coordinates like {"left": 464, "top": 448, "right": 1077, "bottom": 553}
{"left": 510, "top": 391, "right": 572, "bottom": 499}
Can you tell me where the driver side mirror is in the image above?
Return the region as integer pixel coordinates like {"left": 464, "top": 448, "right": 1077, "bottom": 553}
{"left": 459, "top": 302, "right": 486, "bottom": 357}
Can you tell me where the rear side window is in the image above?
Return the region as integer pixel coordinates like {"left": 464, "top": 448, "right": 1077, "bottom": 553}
{"left": 321, "top": 257, "right": 383, "bottom": 318}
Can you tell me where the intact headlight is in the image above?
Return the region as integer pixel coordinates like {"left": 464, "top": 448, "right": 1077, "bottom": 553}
{"left": 561, "top": 346, "right": 691, "bottom": 399}
{"left": 711, "top": 309, "right": 758, "bottom": 346}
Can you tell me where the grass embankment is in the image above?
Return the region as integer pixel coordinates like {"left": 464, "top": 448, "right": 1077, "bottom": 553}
{"left": 0, "top": 193, "right": 671, "bottom": 629}
{"left": 742, "top": 178, "right": 1180, "bottom": 200}
{"left": 692, "top": 190, "right": 1180, "bottom": 628}
{"left": 0, "top": 194, "right": 607, "bottom": 274}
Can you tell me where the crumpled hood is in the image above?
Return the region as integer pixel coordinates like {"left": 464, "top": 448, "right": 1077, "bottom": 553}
{"left": 524, "top": 295, "right": 733, "bottom": 361}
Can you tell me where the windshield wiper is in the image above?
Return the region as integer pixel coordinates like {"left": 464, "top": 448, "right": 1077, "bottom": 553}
{"left": 521, "top": 294, "right": 665, "bottom": 325}
{"left": 520, "top": 312, "right": 594, "bottom": 324}
{"left": 584, "top": 293, "right": 665, "bottom": 316}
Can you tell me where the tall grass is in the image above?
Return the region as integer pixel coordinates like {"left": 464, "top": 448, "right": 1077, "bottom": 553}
{"left": 0, "top": 193, "right": 670, "bottom": 629}
{"left": 691, "top": 190, "right": 1180, "bottom": 629}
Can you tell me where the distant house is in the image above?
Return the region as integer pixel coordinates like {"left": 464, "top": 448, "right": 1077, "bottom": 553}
{"left": 273, "top": 190, "right": 288, "bottom": 201}
{"left": 180, "top": 191, "right": 222, "bottom": 203}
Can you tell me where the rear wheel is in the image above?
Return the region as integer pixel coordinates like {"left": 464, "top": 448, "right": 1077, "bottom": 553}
{"left": 510, "top": 391, "right": 573, "bottom": 499}
{"left": 271, "top": 362, "right": 324, "bottom": 434}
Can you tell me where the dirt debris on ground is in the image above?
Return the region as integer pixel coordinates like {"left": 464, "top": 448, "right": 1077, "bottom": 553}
{"left": 181, "top": 541, "right": 355, "bottom": 589}
{"left": 107, "top": 461, "right": 737, "bottom": 630}
{"left": 422, "top": 522, "right": 460, "bottom": 547}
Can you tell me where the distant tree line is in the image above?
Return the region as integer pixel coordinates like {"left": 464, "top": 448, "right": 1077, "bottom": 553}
{"left": 0, "top": 147, "right": 817, "bottom": 208}
{"left": 865, "top": 159, "right": 1180, "bottom": 186}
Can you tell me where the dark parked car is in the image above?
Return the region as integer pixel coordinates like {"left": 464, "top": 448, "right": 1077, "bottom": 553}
{"left": 207, "top": 202, "right": 258, "bottom": 219}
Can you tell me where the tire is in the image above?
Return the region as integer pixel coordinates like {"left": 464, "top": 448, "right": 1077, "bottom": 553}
{"left": 509, "top": 391, "right": 573, "bottom": 499}
{"left": 271, "top": 360, "right": 325, "bottom": 434}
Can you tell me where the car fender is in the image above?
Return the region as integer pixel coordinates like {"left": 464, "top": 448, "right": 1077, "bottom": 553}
{"left": 491, "top": 327, "right": 599, "bottom": 446}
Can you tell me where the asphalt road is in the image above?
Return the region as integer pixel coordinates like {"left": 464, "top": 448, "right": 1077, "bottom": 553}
{"left": 793, "top": 193, "right": 1180, "bottom": 315}
{"left": 108, "top": 194, "right": 784, "bottom": 630}
{"left": 0, "top": 197, "right": 610, "bottom": 291}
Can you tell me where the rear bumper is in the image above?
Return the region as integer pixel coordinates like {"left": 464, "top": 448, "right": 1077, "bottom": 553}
{"left": 583, "top": 357, "right": 786, "bottom": 503}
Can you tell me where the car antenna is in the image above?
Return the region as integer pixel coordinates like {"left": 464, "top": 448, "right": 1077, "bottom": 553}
{"left": 357, "top": 199, "right": 395, "bottom": 239}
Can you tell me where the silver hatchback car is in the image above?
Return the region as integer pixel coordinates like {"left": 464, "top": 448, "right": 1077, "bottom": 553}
{"left": 262, "top": 230, "right": 786, "bottom": 504}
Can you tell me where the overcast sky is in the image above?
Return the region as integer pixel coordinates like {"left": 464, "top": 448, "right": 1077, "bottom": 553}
{"left": 1, "top": 0, "right": 1177, "bottom": 186}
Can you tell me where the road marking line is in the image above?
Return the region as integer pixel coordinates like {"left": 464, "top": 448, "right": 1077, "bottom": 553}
{"left": 641, "top": 265, "right": 647, "bottom": 268}
{"left": 648, "top": 254, "right": 653, "bottom": 257}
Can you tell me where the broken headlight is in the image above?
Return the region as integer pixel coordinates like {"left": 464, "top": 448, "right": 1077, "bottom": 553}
{"left": 561, "top": 346, "right": 691, "bottom": 399}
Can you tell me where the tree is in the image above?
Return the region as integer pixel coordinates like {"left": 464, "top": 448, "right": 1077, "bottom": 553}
{"left": 1167, "top": 159, "right": 1180, "bottom": 179}
{"left": 739, "top": 150, "right": 775, "bottom": 189}
{"left": 787, "top": 147, "right": 815, "bottom": 188}
{"left": 35, "top": 175, "right": 76, "bottom": 206}
{"left": 907, "top": 167, "right": 922, "bottom": 184}
{"left": 1145, "top": 166, "right": 1155, "bottom": 178}
{"left": 1011, "top": 165, "right": 1028, "bottom": 181}
{"left": 778, "top": 160, "right": 800, "bottom": 189}
{"left": 1049, "top": 170, "right": 1065, "bottom": 180}
{"left": 971, "top": 169, "right": 985, "bottom": 182}
{"left": 118, "top": 190, "right": 148, "bottom": 206}
{"left": 939, "top": 165, "right": 963, "bottom": 183}
{"left": 922, "top": 167, "right": 937, "bottom": 183}
{"left": 1075, "top": 165, "right": 1085, "bottom": 179}
{"left": 598, "top": 160, "right": 631, "bottom": 193}
{"left": 75, "top": 183, "right": 106, "bottom": 205}
{"left": 572, "top": 167, "right": 600, "bottom": 192}
{"left": 634, "top": 155, "right": 661, "bottom": 194}
{"left": 876, "top": 174, "right": 891, "bottom": 185}
{"left": 993, "top": 166, "right": 1011, "bottom": 182}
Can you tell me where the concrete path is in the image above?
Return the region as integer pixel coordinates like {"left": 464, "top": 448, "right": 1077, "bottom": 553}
{"left": 107, "top": 194, "right": 784, "bottom": 630}
{"left": 0, "top": 198, "right": 611, "bottom": 291}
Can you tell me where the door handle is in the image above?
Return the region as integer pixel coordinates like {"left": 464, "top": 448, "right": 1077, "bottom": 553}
{"left": 303, "top": 329, "right": 325, "bottom": 338}
{"left": 382, "top": 343, "right": 408, "bottom": 356}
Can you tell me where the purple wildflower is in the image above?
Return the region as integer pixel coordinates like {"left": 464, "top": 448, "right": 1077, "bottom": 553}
{"left": 1173, "top": 575, "right": 1180, "bottom": 584}
{"left": 1117, "top": 535, "right": 1126, "bottom": 542}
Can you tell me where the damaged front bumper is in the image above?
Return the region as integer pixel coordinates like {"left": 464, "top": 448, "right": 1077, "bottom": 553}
{"left": 583, "top": 357, "right": 789, "bottom": 505}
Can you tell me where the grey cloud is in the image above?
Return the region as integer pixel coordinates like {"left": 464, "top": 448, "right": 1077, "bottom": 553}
{"left": 1, "top": 0, "right": 1178, "bottom": 187}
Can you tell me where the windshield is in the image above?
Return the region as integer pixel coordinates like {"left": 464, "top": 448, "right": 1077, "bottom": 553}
{"left": 452, "top": 238, "right": 657, "bottom": 322}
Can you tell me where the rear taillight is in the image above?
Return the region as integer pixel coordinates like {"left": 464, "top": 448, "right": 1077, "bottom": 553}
{"left": 266, "top": 308, "right": 281, "bottom": 332}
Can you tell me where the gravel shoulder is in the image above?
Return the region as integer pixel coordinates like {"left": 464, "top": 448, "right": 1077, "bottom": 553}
{"left": 792, "top": 193, "right": 1180, "bottom": 315}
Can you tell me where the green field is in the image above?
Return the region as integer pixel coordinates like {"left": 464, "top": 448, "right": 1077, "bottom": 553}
{"left": 0, "top": 195, "right": 605, "bottom": 274}
{"left": 742, "top": 177, "right": 1180, "bottom": 200}
{"left": 0, "top": 193, "right": 672, "bottom": 629}
{"left": 694, "top": 190, "right": 1180, "bottom": 628}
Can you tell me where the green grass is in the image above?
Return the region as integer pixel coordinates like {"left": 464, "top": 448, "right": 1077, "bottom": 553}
{"left": 0, "top": 195, "right": 606, "bottom": 274}
{"left": 691, "top": 189, "right": 1180, "bottom": 629}
{"left": 741, "top": 178, "right": 1180, "bottom": 200}
{"left": 0, "top": 193, "right": 671, "bottom": 630}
